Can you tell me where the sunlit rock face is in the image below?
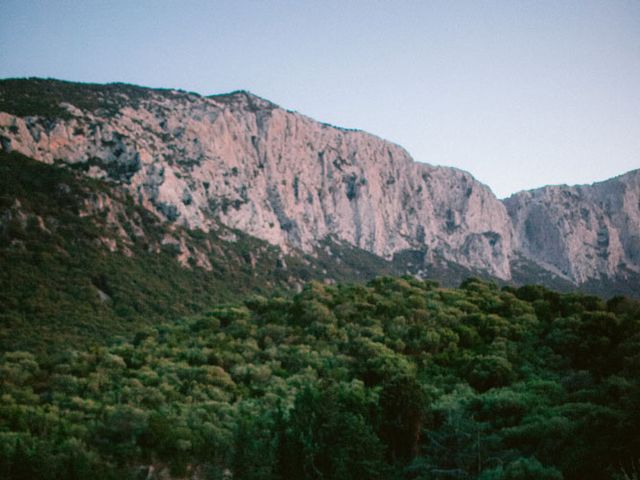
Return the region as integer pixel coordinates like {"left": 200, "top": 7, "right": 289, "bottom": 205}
{"left": 1, "top": 81, "right": 638, "bottom": 285}
{"left": 0, "top": 88, "right": 513, "bottom": 279}
{"left": 505, "top": 170, "right": 640, "bottom": 283}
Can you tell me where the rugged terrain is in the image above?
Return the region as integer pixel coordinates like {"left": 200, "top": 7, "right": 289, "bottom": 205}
{"left": 0, "top": 78, "right": 638, "bottom": 300}
{"left": 506, "top": 171, "right": 640, "bottom": 288}
{"left": 2, "top": 78, "right": 639, "bottom": 480}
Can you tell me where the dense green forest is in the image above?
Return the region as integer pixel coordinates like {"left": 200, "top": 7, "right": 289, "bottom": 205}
{"left": 1, "top": 277, "right": 639, "bottom": 479}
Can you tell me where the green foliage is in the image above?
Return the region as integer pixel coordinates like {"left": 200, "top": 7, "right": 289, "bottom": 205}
{"left": 0, "top": 77, "right": 190, "bottom": 119}
{"left": 277, "top": 382, "right": 386, "bottom": 480}
{"left": 0, "top": 151, "right": 409, "bottom": 352}
{"left": 0, "top": 276, "right": 638, "bottom": 479}
{"left": 478, "top": 457, "right": 563, "bottom": 480}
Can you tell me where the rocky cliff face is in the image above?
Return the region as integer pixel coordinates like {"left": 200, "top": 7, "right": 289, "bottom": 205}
{"left": 0, "top": 79, "right": 638, "bottom": 289}
{"left": 505, "top": 170, "right": 640, "bottom": 284}
{"left": 0, "top": 80, "right": 513, "bottom": 279}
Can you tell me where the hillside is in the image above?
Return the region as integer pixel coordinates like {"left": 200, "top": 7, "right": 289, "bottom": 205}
{"left": 0, "top": 151, "right": 408, "bottom": 352}
{"left": 1, "top": 80, "right": 639, "bottom": 479}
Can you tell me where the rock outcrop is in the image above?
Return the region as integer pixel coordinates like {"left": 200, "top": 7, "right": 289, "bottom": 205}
{"left": 505, "top": 170, "right": 640, "bottom": 283}
{"left": 0, "top": 79, "right": 638, "bottom": 288}
{"left": 0, "top": 81, "right": 513, "bottom": 279}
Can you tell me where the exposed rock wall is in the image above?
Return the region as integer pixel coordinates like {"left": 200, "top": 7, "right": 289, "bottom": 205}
{"left": 505, "top": 170, "right": 640, "bottom": 283}
{"left": 0, "top": 88, "right": 513, "bottom": 279}
{"left": 0, "top": 81, "right": 638, "bottom": 285}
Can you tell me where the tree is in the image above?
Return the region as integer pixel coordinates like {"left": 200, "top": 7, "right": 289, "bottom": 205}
{"left": 276, "top": 382, "right": 386, "bottom": 480}
{"left": 379, "top": 374, "right": 429, "bottom": 462}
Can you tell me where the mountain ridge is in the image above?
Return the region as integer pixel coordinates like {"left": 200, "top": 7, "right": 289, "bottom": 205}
{"left": 1, "top": 77, "right": 638, "bottom": 294}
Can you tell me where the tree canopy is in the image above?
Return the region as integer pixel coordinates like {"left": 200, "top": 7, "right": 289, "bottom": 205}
{"left": 1, "top": 277, "right": 639, "bottom": 479}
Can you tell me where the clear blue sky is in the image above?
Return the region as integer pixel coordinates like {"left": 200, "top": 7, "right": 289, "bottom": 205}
{"left": 1, "top": 0, "right": 639, "bottom": 197}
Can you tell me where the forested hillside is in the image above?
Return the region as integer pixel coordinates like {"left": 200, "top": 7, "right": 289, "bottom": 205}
{"left": 1, "top": 277, "right": 638, "bottom": 479}
{"left": 0, "top": 151, "right": 400, "bottom": 352}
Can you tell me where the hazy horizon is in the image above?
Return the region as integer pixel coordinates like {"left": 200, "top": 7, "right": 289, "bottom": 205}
{"left": 1, "top": 0, "right": 638, "bottom": 197}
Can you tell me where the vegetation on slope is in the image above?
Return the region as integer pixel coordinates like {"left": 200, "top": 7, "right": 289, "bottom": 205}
{"left": 1, "top": 277, "right": 639, "bottom": 479}
{"left": 0, "top": 77, "right": 194, "bottom": 119}
{"left": 0, "top": 151, "right": 405, "bottom": 352}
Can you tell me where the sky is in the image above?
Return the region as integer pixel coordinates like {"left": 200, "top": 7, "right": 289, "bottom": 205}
{"left": 1, "top": 0, "right": 639, "bottom": 198}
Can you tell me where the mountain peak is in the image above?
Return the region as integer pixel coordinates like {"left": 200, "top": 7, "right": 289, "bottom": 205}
{"left": 208, "top": 89, "right": 279, "bottom": 111}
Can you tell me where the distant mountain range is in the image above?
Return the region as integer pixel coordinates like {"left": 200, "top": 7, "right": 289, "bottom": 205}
{"left": 0, "top": 78, "right": 638, "bottom": 326}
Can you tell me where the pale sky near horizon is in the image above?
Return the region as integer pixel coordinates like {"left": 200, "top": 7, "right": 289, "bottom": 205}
{"left": 1, "top": 0, "right": 639, "bottom": 198}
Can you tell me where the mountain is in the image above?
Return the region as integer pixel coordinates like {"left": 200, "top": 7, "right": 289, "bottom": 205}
{"left": 0, "top": 148, "right": 417, "bottom": 351}
{"left": 506, "top": 170, "right": 640, "bottom": 292}
{"left": 0, "top": 78, "right": 638, "bottom": 304}
{"left": 0, "top": 78, "right": 513, "bottom": 278}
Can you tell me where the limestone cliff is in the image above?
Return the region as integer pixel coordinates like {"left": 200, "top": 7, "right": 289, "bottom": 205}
{"left": 0, "top": 78, "right": 638, "bottom": 289}
{"left": 0, "top": 80, "right": 513, "bottom": 279}
{"left": 505, "top": 170, "right": 640, "bottom": 284}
